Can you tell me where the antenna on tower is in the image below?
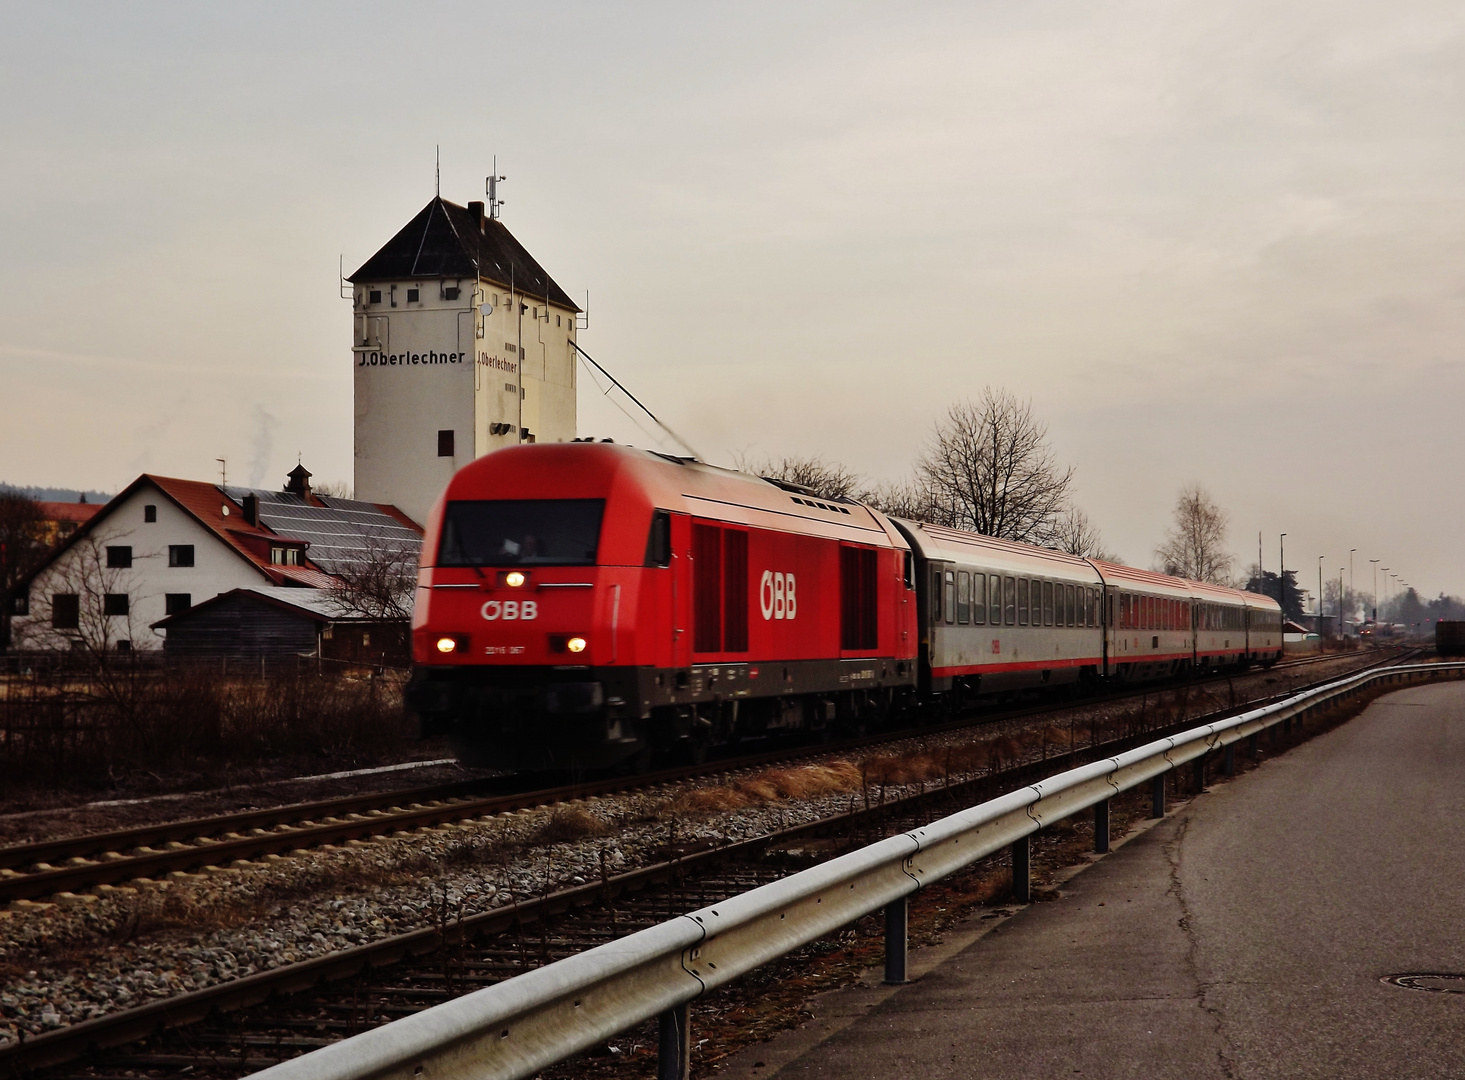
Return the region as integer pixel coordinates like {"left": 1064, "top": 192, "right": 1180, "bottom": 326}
{"left": 486, "top": 157, "right": 506, "bottom": 220}
{"left": 435, "top": 145, "right": 440, "bottom": 196}
{"left": 216, "top": 458, "right": 227, "bottom": 490}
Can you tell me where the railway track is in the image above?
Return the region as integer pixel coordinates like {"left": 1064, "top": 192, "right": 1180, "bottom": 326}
{"left": 0, "top": 648, "right": 1404, "bottom": 907}
{"left": 0, "top": 646, "right": 1421, "bottom": 1078}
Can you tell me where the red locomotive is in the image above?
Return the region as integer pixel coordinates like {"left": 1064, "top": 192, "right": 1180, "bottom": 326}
{"left": 407, "top": 443, "right": 919, "bottom": 770}
{"left": 407, "top": 442, "right": 1281, "bottom": 772}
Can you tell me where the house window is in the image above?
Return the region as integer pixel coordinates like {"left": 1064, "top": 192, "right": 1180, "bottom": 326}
{"left": 106, "top": 546, "right": 132, "bottom": 568}
{"left": 444, "top": 286, "right": 460, "bottom": 300}
{"left": 144, "top": 505, "right": 157, "bottom": 523}
{"left": 270, "top": 546, "right": 302, "bottom": 566}
{"left": 115, "top": 639, "right": 131, "bottom": 653}
{"left": 407, "top": 288, "right": 420, "bottom": 302}
{"left": 103, "top": 593, "right": 130, "bottom": 617}
{"left": 52, "top": 594, "right": 80, "bottom": 629}
{"left": 165, "top": 593, "right": 191, "bottom": 615}
{"left": 168, "top": 545, "right": 195, "bottom": 567}
{"left": 438, "top": 429, "right": 455, "bottom": 457}
{"left": 369, "top": 289, "right": 382, "bottom": 304}
{"left": 10, "top": 592, "right": 29, "bottom": 616}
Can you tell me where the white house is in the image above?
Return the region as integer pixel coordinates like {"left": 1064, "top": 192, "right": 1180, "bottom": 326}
{"left": 9, "top": 466, "right": 420, "bottom": 652}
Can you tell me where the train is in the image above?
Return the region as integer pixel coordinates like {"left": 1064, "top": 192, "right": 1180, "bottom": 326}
{"left": 405, "top": 443, "right": 1283, "bottom": 771}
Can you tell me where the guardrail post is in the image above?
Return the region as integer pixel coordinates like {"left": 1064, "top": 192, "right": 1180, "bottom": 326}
{"left": 883, "top": 896, "right": 908, "bottom": 985}
{"left": 1011, "top": 835, "right": 1030, "bottom": 902}
{"left": 1224, "top": 743, "right": 1235, "bottom": 776}
{"left": 1094, "top": 798, "right": 1110, "bottom": 854}
{"left": 658, "top": 1001, "right": 691, "bottom": 1080}
{"left": 1192, "top": 755, "right": 1207, "bottom": 794}
{"left": 1150, "top": 773, "right": 1166, "bottom": 818}
{"left": 1249, "top": 731, "right": 1259, "bottom": 756}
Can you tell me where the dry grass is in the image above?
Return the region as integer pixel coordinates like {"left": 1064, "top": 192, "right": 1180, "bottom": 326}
{"left": 529, "top": 807, "right": 613, "bottom": 844}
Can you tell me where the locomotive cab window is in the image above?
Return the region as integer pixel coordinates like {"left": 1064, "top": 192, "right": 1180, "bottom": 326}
{"left": 644, "top": 509, "right": 672, "bottom": 567}
{"left": 439, "top": 499, "right": 604, "bottom": 566}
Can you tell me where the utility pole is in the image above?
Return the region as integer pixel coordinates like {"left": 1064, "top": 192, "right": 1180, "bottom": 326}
{"left": 1369, "top": 559, "right": 1379, "bottom": 622}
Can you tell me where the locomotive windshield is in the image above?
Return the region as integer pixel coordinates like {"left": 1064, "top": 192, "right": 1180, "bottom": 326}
{"left": 438, "top": 499, "right": 605, "bottom": 566}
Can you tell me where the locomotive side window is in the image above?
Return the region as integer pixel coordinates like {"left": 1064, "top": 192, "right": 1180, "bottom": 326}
{"left": 439, "top": 499, "right": 604, "bottom": 566}
{"left": 944, "top": 571, "right": 956, "bottom": 625}
{"left": 972, "top": 573, "right": 987, "bottom": 625}
{"left": 841, "top": 546, "right": 880, "bottom": 650}
{"left": 956, "top": 572, "right": 970, "bottom": 624}
{"left": 903, "top": 551, "right": 914, "bottom": 589}
{"left": 1017, "top": 578, "right": 1029, "bottom": 626}
{"left": 1004, "top": 576, "right": 1016, "bottom": 626}
{"left": 644, "top": 510, "right": 672, "bottom": 567}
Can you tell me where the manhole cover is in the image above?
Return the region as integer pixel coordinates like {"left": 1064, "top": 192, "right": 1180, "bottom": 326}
{"left": 1382, "top": 974, "right": 1465, "bottom": 994}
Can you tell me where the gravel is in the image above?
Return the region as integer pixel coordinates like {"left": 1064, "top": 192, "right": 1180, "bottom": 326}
{"left": 0, "top": 651, "right": 1382, "bottom": 1049}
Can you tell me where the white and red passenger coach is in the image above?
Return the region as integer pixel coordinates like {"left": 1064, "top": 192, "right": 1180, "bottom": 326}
{"left": 407, "top": 443, "right": 1281, "bottom": 771}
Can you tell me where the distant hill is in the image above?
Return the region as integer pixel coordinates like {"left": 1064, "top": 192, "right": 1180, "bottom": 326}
{"left": 0, "top": 482, "right": 114, "bottom": 504}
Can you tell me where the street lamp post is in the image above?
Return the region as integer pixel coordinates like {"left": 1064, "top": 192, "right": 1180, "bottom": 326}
{"left": 1382, "top": 569, "right": 1391, "bottom": 622}
{"left": 1370, "top": 559, "right": 1379, "bottom": 621}
{"left": 1280, "top": 534, "right": 1287, "bottom": 616}
{"left": 1349, "top": 549, "right": 1356, "bottom": 621}
{"left": 1318, "top": 556, "right": 1325, "bottom": 630}
{"left": 1340, "top": 568, "right": 1345, "bottom": 635}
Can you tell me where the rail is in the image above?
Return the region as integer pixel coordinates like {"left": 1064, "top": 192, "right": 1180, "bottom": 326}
{"left": 245, "top": 660, "right": 1463, "bottom": 1080}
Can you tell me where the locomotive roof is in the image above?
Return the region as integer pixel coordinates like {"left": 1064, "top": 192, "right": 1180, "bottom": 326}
{"left": 426, "top": 443, "right": 912, "bottom": 562}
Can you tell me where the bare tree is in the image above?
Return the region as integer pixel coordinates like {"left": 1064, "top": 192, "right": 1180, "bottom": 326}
{"left": 1, "top": 492, "right": 48, "bottom": 649}
{"left": 326, "top": 535, "right": 419, "bottom": 662}
{"left": 1155, "top": 484, "right": 1234, "bottom": 584}
{"left": 915, "top": 389, "right": 1075, "bottom": 544}
{"left": 312, "top": 480, "right": 354, "bottom": 500}
{"left": 736, "top": 453, "right": 862, "bottom": 502}
{"left": 858, "top": 478, "right": 943, "bottom": 523}
{"left": 1051, "top": 506, "right": 1119, "bottom": 562}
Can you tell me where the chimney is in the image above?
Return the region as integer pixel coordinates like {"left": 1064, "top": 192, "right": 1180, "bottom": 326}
{"left": 467, "top": 201, "right": 485, "bottom": 229}
{"left": 242, "top": 493, "right": 259, "bottom": 527}
{"left": 284, "top": 464, "right": 313, "bottom": 502}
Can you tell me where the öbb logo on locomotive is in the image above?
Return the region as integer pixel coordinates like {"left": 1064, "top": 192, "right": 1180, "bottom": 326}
{"left": 480, "top": 600, "right": 539, "bottom": 621}
{"left": 759, "top": 571, "right": 797, "bottom": 621}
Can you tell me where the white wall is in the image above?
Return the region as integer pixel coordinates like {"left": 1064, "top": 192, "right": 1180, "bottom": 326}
{"left": 12, "top": 484, "right": 271, "bottom": 651}
{"left": 353, "top": 278, "right": 577, "bottom": 524}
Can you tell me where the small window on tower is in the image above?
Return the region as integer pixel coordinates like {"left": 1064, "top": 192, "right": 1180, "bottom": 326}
{"left": 444, "top": 286, "right": 460, "bottom": 300}
{"left": 144, "top": 504, "right": 157, "bottom": 522}
{"left": 407, "top": 288, "right": 420, "bottom": 303}
{"left": 369, "top": 290, "right": 382, "bottom": 304}
{"left": 556, "top": 314, "right": 561, "bottom": 326}
{"left": 438, "top": 430, "right": 455, "bottom": 457}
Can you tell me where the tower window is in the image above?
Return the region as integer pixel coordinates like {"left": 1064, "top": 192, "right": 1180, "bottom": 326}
{"left": 444, "top": 287, "right": 460, "bottom": 300}
{"left": 144, "top": 504, "right": 157, "bottom": 522}
{"left": 407, "top": 288, "right": 420, "bottom": 302}
{"left": 438, "top": 430, "right": 455, "bottom": 457}
{"left": 369, "top": 290, "right": 382, "bottom": 304}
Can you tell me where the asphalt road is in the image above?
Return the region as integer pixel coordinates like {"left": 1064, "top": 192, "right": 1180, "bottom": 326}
{"left": 743, "top": 680, "right": 1465, "bottom": 1079}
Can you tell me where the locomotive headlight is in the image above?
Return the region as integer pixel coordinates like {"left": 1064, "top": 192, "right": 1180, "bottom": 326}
{"left": 435, "top": 636, "right": 459, "bottom": 654}
{"left": 504, "top": 571, "right": 526, "bottom": 588}
{"left": 566, "top": 636, "right": 588, "bottom": 653}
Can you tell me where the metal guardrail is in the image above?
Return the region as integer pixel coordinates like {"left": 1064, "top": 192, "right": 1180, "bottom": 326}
{"left": 250, "top": 661, "right": 1464, "bottom": 1080}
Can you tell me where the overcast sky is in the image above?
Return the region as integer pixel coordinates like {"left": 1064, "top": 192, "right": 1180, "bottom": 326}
{"left": 2, "top": 1, "right": 1462, "bottom": 602}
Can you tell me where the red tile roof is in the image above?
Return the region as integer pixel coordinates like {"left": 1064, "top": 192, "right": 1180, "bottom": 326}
{"left": 36, "top": 502, "right": 102, "bottom": 526}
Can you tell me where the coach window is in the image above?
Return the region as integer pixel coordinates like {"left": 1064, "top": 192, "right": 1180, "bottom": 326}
{"left": 1039, "top": 581, "right": 1051, "bottom": 626}
{"left": 989, "top": 574, "right": 1002, "bottom": 624}
{"left": 1017, "top": 578, "right": 1029, "bottom": 625}
{"left": 1004, "top": 576, "right": 1016, "bottom": 626}
{"left": 956, "top": 571, "right": 970, "bottom": 624}
{"left": 1064, "top": 584, "right": 1074, "bottom": 626}
{"left": 931, "top": 568, "right": 943, "bottom": 622}
{"left": 972, "top": 573, "right": 987, "bottom": 625}
{"left": 944, "top": 571, "right": 956, "bottom": 625}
